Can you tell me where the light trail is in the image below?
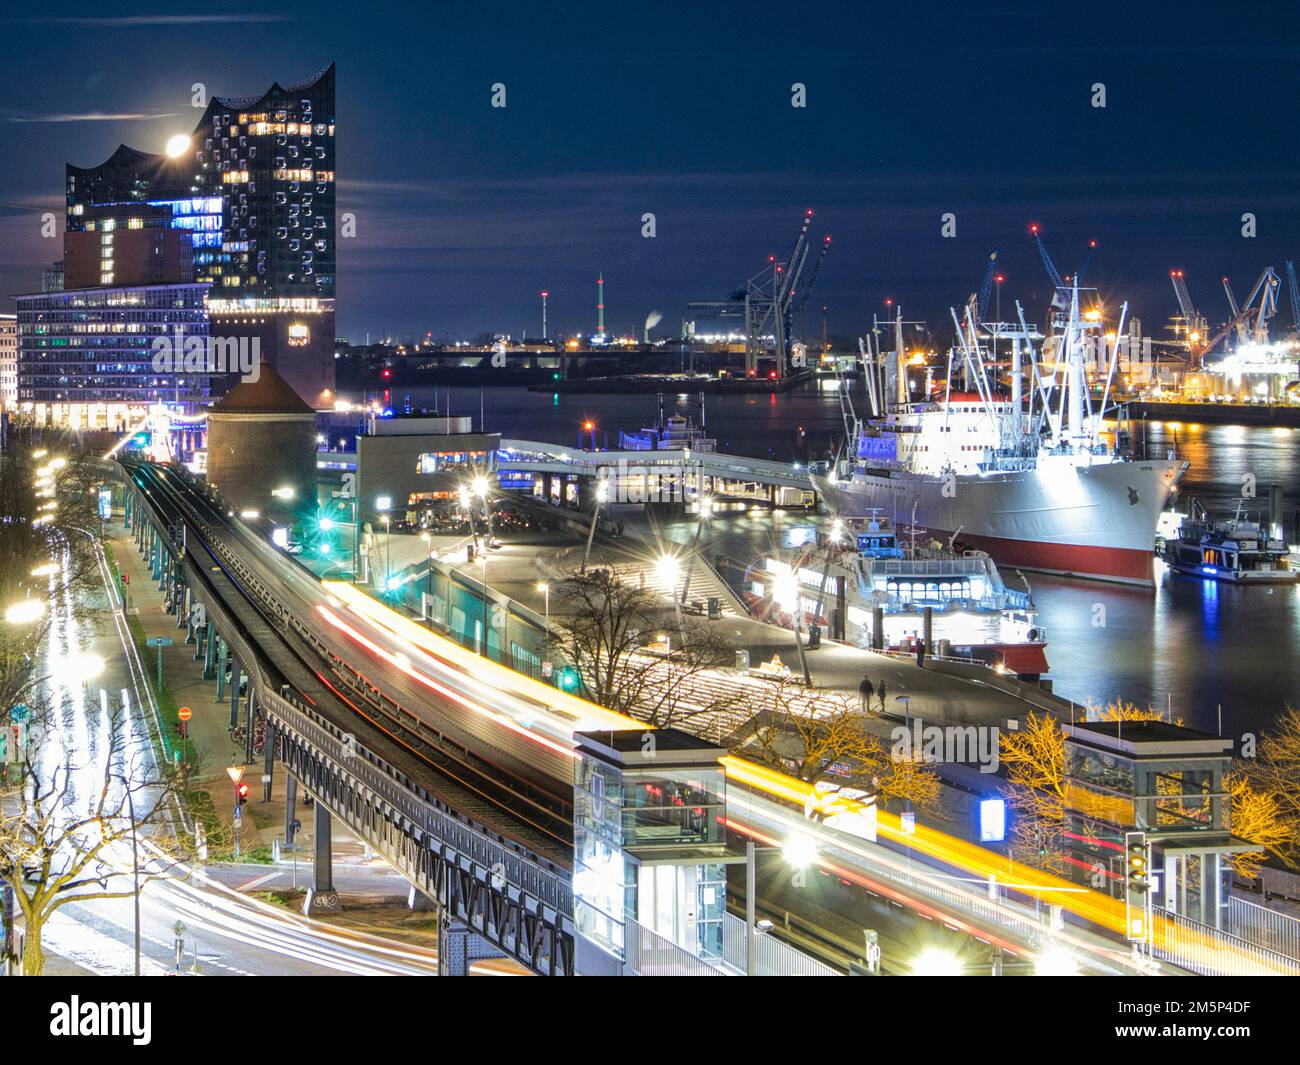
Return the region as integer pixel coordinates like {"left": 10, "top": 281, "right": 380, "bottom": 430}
{"left": 315, "top": 580, "right": 1298, "bottom": 974}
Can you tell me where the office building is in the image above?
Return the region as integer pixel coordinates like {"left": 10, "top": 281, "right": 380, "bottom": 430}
{"left": 0, "top": 315, "right": 17, "bottom": 410}
{"left": 57, "top": 63, "right": 336, "bottom": 409}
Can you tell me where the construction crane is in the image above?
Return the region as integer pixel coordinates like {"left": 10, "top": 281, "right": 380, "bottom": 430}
{"left": 1076, "top": 240, "right": 1098, "bottom": 285}
{"left": 1029, "top": 225, "right": 1098, "bottom": 313}
{"left": 1029, "top": 224, "right": 1066, "bottom": 308}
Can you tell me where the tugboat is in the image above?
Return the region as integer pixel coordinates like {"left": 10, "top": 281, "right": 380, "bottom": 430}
{"left": 1159, "top": 500, "right": 1297, "bottom": 584}
{"left": 744, "top": 513, "right": 1049, "bottom": 678}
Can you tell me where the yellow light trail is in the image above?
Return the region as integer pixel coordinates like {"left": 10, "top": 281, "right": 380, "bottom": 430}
{"left": 322, "top": 582, "right": 1291, "bottom": 972}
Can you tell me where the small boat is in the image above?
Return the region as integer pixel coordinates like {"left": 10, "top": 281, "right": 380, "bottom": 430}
{"left": 744, "top": 513, "right": 1049, "bottom": 678}
{"left": 1160, "top": 502, "right": 1298, "bottom": 584}
{"left": 618, "top": 392, "right": 717, "bottom": 452}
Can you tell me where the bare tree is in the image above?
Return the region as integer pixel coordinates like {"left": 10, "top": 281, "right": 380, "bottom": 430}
{"left": 0, "top": 705, "right": 183, "bottom": 975}
{"left": 552, "top": 568, "right": 737, "bottom": 726}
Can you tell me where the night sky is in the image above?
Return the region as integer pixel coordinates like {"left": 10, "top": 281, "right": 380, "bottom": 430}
{"left": 2, "top": 1, "right": 1298, "bottom": 344}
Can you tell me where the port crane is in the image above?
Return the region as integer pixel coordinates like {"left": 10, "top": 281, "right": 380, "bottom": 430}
{"left": 1286, "top": 261, "right": 1300, "bottom": 334}
{"left": 1199, "top": 267, "right": 1281, "bottom": 360}
{"left": 685, "top": 208, "right": 831, "bottom": 379}
{"left": 1029, "top": 225, "right": 1098, "bottom": 329}
{"left": 1169, "top": 270, "right": 1208, "bottom": 354}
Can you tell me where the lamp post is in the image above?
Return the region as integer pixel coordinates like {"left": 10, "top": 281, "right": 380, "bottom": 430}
{"left": 380, "top": 514, "right": 391, "bottom": 589}
{"left": 536, "top": 581, "right": 550, "bottom": 676}
{"left": 744, "top": 835, "right": 815, "bottom": 975}
{"left": 581, "top": 480, "right": 608, "bottom": 573}
{"left": 680, "top": 494, "right": 714, "bottom": 605}
{"left": 774, "top": 567, "right": 812, "bottom": 686}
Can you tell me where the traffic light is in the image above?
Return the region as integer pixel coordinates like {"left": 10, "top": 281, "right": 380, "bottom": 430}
{"left": 237, "top": 783, "right": 250, "bottom": 805}
{"left": 1125, "top": 831, "right": 1148, "bottom": 894}
{"left": 558, "top": 667, "right": 579, "bottom": 692}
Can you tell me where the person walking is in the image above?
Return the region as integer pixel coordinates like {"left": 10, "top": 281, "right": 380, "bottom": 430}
{"left": 877, "top": 678, "right": 888, "bottom": 714}
{"left": 858, "top": 675, "right": 875, "bottom": 712}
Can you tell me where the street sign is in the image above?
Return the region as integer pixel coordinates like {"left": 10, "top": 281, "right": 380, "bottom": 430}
{"left": 146, "top": 637, "right": 174, "bottom": 648}
{"left": 233, "top": 805, "right": 243, "bottom": 826}
{"left": 177, "top": 706, "right": 192, "bottom": 722}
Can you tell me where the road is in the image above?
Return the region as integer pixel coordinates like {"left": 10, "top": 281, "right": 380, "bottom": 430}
{"left": 21, "top": 523, "right": 518, "bottom": 976}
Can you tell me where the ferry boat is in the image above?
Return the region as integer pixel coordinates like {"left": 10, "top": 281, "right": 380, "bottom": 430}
{"left": 812, "top": 286, "right": 1189, "bottom": 586}
{"left": 1159, "top": 503, "right": 1297, "bottom": 584}
{"left": 618, "top": 392, "right": 717, "bottom": 452}
{"left": 745, "top": 515, "right": 1049, "bottom": 678}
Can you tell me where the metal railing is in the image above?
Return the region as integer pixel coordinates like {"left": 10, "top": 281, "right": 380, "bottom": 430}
{"left": 1227, "top": 895, "right": 1300, "bottom": 962}
{"left": 721, "top": 913, "right": 840, "bottom": 976}
{"left": 623, "top": 918, "right": 723, "bottom": 976}
{"left": 1155, "top": 909, "right": 1300, "bottom": 976}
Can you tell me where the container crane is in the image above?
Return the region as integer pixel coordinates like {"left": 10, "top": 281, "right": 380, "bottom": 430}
{"left": 1286, "top": 261, "right": 1300, "bottom": 333}
{"left": 1199, "top": 267, "right": 1281, "bottom": 360}
{"left": 1169, "top": 270, "right": 1207, "bottom": 354}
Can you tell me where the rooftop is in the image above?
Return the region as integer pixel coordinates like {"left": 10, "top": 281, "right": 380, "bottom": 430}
{"left": 210, "top": 362, "right": 315, "bottom": 416}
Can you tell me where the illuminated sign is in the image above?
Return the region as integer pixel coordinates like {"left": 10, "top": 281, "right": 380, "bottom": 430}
{"left": 979, "top": 798, "right": 1007, "bottom": 842}
{"left": 288, "top": 323, "right": 310, "bottom": 346}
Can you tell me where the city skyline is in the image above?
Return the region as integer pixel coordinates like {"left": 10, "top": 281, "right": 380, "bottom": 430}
{"left": 0, "top": 2, "right": 1298, "bottom": 341}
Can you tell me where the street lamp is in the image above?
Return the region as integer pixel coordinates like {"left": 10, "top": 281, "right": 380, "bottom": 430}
{"left": 773, "top": 566, "right": 812, "bottom": 686}
{"left": 744, "top": 835, "right": 816, "bottom": 975}
{"left": 680, "top": 494, "right": 714, "bottom": 606}
{"left": 380, "top": 514, "right": 391, "bottom": 588}
{"left": 581, "top": 480, "right": 609, "bottom": 573}
{"left": 912, "top": 946, "right": 963, "bottom": 976}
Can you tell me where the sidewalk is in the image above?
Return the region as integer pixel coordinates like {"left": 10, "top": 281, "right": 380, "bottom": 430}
{"left": 107, "top": 523, "right": 374, "bottom": 870}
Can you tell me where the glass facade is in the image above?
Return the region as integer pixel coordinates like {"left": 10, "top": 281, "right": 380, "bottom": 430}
{"left": 49, "top": 66, "right": 337, "bottom": 411}
{"left": 16, "top": 283, "right": 211, "bottom": 406}
{"left": 193, "top": 66, "right": 336, "bottom": 300}
{"left": 1063, "top": 725, "right": 1236, "bottom": 928}
{"left": 573, "top": 735, "right": 730, "bottom": 962}
{"left": 65, "top": 67, "right": 335, "bottom": 303}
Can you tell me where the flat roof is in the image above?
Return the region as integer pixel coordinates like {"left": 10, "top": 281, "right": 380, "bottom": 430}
{"left": 1064, "top": 720, "right": 1232, "bottom": 756}
{"left": 575, "top": 728, "right": 725, "bottom": 767}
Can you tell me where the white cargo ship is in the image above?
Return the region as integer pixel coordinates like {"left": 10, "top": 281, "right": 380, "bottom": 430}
{"left": 813, "top": 286, "right": 1188, "bottom": 586}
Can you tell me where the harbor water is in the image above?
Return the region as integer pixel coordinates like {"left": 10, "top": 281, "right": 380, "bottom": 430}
{"left": 382, "top": 383, "right": 1300, "bottom": 740}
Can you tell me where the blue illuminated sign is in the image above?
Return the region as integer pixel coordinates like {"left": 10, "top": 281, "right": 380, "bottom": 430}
{"left": 979, "top": 798, "right": 1007, "bottom": 842}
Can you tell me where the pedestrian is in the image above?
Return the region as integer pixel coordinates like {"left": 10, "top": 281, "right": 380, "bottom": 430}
{"left": 858, "top": 675, "right": 874, "bottom": 712}
{"left": 878, "top": 678, "right": 888, "bottom": 714}
{"left": 916, "top": 639, "right": 926, "bottom": 668}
